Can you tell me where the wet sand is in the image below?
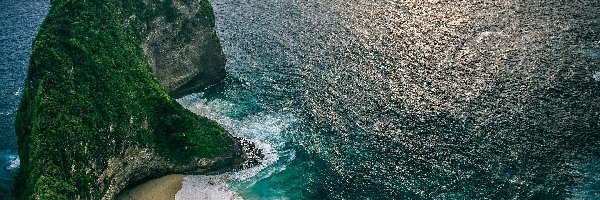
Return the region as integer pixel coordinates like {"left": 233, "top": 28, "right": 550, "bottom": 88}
{"left": 116, "top": 174, "right": 185, "bottom": 200}
{"left": 176, "top": 175, "right": 242, "bottom": 200}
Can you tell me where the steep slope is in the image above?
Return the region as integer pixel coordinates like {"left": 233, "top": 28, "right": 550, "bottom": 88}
{"left": 14, "top": 0, "right": 241, "bottom": 199}
{"left": 139, "top": 0, "right": 227, "bottom": 98}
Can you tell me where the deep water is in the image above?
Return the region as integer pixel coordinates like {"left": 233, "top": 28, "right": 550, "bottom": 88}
{"left": 2, "top": 0, "right": 600, "bottom": 199}
{"left": 0, "top": 0, "right": 49, "bottom": 198}
{"left": 177, "top": 0, "right": 600, "bottom": 199}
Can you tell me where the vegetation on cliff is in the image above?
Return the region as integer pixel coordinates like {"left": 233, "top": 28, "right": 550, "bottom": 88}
{"left": 14, "top": 0, "right": 238, "bottom": 199}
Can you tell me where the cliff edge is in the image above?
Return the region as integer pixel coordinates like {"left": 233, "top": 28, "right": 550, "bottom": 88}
{"left": 140, "top": 0, "right": 227, "bottom": 98}
{"left": 14, "top": 0, "right": 241, "bottom": 199}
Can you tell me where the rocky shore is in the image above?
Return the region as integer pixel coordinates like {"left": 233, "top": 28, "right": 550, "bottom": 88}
{"left": 235, "top": 137, "right": 265, "bottom": 170}
{"left": 114, "top": 138, "right": 265, "bottom": 200}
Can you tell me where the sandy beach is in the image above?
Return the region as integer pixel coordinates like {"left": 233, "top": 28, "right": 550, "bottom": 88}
{"left": 176, "top": 175, "right": 242, "bottom": 200}
{"left": 116, "top": 174, "right": 185, "bottom": 200}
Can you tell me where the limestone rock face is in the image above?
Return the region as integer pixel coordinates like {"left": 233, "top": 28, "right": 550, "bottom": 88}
{"left": 140, "top": 0, "right": 226, "bottom": 98}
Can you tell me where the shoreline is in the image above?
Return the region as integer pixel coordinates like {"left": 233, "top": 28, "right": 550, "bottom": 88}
{"left": 116, "top": 174, "right": 185, "bottom": 200}
{"left": 115, "top": 174, "right": 243, "bottom": 200}
{"left": 177, "top": 175, "right": 242, "bottom": 200}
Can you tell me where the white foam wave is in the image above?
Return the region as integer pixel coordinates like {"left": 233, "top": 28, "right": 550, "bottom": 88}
{"left": 176, "top": 94, "right": 297, "bottom": 199}
{"left": 177, "top": 175, "right": 242, "bottom": 200}
{"left": 8, "top": 157, "right": 20, "bottom": 170}
{"left": 14, "top": 87, "right": 22, "bottom": 96}
{"left": 3, "top": 153, "right": 20, "bottom": 170}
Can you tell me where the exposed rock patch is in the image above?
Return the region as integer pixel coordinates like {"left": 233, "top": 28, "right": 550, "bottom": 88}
{"left": 235, "top": 137, "right": 265, "bottom": 170}
{"left": 100, "top": 147, "right": 239, "bottom": 200}
{"left": 140, "top": 0, "right": 226, "bottom": 98}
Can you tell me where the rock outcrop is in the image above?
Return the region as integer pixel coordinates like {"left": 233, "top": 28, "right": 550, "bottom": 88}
{"left": 14, "top": 0, "right": 241, "bottom": 199}
{"left": 140, "top": 0, "right": 226, "bottom": 98}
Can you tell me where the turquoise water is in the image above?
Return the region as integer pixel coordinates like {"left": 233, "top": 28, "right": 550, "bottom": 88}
{"left": 177, "top": 83, "right": 337, "bottom": 199}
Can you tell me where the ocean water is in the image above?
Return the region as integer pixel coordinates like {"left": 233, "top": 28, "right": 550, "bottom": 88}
{"left": 176, "top": 0, "right": 600, "bottom": 199}
{"left": 2, "top": 0, "right": 600, "bottom": 199}
{"left": 0, "top": 0, "right": 50, "bottom": 198}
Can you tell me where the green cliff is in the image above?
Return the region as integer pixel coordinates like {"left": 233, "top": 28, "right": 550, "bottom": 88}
{"left": 14, "top": 0, "right": 241, "bottom": 199}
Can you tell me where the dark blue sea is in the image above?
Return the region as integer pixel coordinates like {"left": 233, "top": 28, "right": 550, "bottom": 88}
{"left": 0, "top": 0, "right": 49, "bottom": 199}
{"left": 2, "top": 0, "right": 600, "bottom": 199}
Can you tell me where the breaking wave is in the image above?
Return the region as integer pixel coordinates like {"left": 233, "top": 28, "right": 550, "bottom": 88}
{"left": 176, "top": 94, "right": 298, "bottom": 199}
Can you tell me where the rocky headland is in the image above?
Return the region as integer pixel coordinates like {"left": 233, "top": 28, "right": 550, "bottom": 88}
{"left": 14, "top": 0, "right": 244, "bottom": 199}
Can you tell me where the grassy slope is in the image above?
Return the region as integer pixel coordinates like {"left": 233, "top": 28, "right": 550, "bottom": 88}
{"left": 15, "top": 0, "right": 235, "bottom": 199}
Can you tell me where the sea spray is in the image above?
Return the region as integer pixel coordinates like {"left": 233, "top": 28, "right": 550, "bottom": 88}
{"left": 176, "top": 94, "right": 298, "bottom": 199}
{"left": 177, "top": 175, "right": 242, "bottom": 200}
{"left": 0, "top": 150, "right": 20, "bottom": 199}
